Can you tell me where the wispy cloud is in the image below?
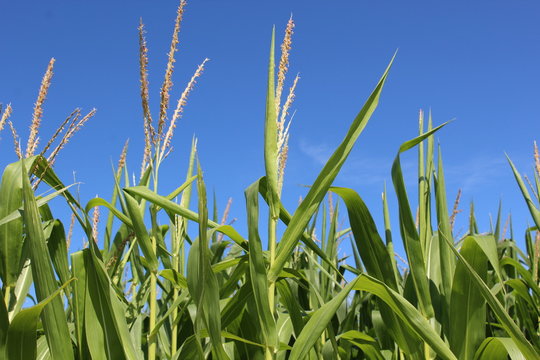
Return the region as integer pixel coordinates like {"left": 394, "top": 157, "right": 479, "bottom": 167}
{"left": 299, "top": 137, "right": 514, "bottom": 193}
{"left": 445, "top": 156, "right": 508, "bottom": 192}
{"left": 298, "top": 138, "right": 407, "bottom": 187}
{"left": 298, "top": 139, "right": 332, "bottom": 165}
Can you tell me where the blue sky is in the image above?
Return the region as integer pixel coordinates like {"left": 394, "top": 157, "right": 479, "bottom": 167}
{"left": 1, "top": 0, "right": 539, "bottom": 259}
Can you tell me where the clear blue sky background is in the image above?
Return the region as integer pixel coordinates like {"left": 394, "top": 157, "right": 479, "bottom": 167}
{"left": 1, "top": 0, "right": 539, "bottom": 260}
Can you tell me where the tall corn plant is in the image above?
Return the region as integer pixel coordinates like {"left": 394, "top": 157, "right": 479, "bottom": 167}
{"left": 1, "top": 1, "right": 540, "bottom": 359}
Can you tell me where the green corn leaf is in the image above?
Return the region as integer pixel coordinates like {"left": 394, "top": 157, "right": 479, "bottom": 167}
{"left": 105, "top": 165, "right": 123, "bottom": 252}
{"left": 105, "top": 149, "right": 128, "bottom": 252}
{"left": 159, "top": 269, "right": 188, "bottom": 289}
{"left": 7, "top": 259, "right": 32, "bottom": 321}
{"left": 257, "top": 176, "right": 340, "bottom": 273}
{"left": 494, "top": 200, "right": 503, "bottom": 241}
{"left": 6, "top": 279, "right": 74, "bottom": 360}
{"left": 473, "top": 337, "right": 526, "bottom": 360}
{"left": 85, "top": 197, "right": 133, "bottom": 227}
{"left": 448, "top": 236, "right": 488, "bottom": 360}
{"left": 268, "top": 54, "right": 396, "bottom": 281}
{"left": 70, "top": 251, "right": 86, "bottom": 360}
{"left": 36, "top": 334, "right": 51, "bottom": 360}
{"left": 211, "top": 256, "right": 243, "bottom": 273}
{"left": 264, "top": 27, "right": 280, "bottom": 218}
{"left": 468, "top": 202, "right": 479, "bottom": 235}
{"left": 165, "top": 174, "right": 198, "bottom": 201}
{"left": 442, "top": 235, "right": 539, "bottom": 359}
{"left": 173, "top": 334, "right": 204, "bottom": 360}
{"left": 321, "top": 201, "right": 339, "bottom": 301}
{"left": 505, "top": 279, "right": 540, "bottom": 316}
{"left": 418, "top": 110, "right": 429, "bottom": 255}
{"left": 20, "top": 158, "right": 74, "bottom": 360}
{"left": 382, "top": 183, "right": 401, "bottom": 287}
{"left": 84, "top": 255, "right": 126, "bottom": 360}
{"left": 0, "top": 287, "right": 9, "bottom": 359}
{"left": 245, "top": 179, "right": 278, "bottom": 350}
{"left": 0, "top": 184, "right": 74, "bottom": 227}
{"left": 222, "top": 331, "right": 267, "bottom": 349}
{"left": 0, "top": 157, "right": 59, "bottom": 287}
{"left": 330, "top": 186, "right": 422, "bottom": 354}
{"left": 330, "top": 187, "right": 397, "bottom": 288}
{"left": 500, "top": 257, "right": 540, "bottom": 299}
{"left": 173, "top": 136, "right": 198, "bottom": 269}
{"left": 198, "top": 328, "right": 271, "bottom": 349}
{"left": 186, "top": 165, "right": 229, "bottom": 360}
{"left": 30, "top": 156, "right": 80, "bottom": 205}
{"left": 471, "top": 235, "right": 503, "bottom": 283}
{"left": 82, "top": 248, "right": 141, "bottom": 360}
{"left": 123, "top": 186, "right": 249, "bottom": 251}
{"left": 46, "top": 220, "right": 71, "bottom": 289}
{"left": 352, "top": 274, "right": 457, "bottom": 360}
{"left": 221, "top": 282, "right": 252, "bottom": 329}
{"left": 123, "top": 192, "right": 158, "bottom": 271}
{"left": 507, "top": 155, "right": 540, "bottom": 230}
{"left": 434, "top": 146, "right": 455, "bottom": 303}
{"left": 289, "top": 276, "right": 359, "bottom": 360}
{"left": 276, "top": 279, "right": 305, "bottom": 338}
{"left": 390, "top": 122, "right": 448, "bottom": 318}
{"left": 337, "top": 330, "right": 385, "bottom": 360}
{"left": 149, "top": 292, "right": 189, "bottom": 338}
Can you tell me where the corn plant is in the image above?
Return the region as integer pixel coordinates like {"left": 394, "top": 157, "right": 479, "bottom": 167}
{"left": 1, "top": 1, "right": 539, "bottom": 359}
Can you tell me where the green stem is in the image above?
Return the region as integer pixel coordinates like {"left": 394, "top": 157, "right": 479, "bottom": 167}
{"left": 148, "top": 148, "right": 160, "bottom": 360}
{"left": 268, "top": 215, "right": 277, "bottom": 312}
{"left": 148, "top": 236, "right": 157, "bottom": 360}
{"left": 171, "top": 288, "right": 178, "bottom": 354}
{"left": 171, "top": 247, "right": 178, "bottom": 355}
{"left": 171, "top": 219, "right": 183, "bottom": 356}
{"left": 267, "top": 213, "right": 278, "bottom": 360}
